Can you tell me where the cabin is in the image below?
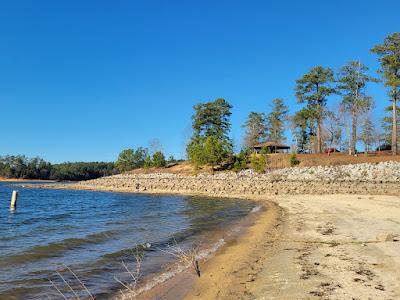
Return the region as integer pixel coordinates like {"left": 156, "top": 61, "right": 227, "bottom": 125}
{"left": 252, "top": 142, "right": 290, "bottom": 154}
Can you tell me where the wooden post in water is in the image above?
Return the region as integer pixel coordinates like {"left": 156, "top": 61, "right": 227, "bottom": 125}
{"left": 10, "top": 190, "right": 18, "bottom": 210}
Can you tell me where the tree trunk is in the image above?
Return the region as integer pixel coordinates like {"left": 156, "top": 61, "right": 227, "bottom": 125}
{"left": 393, "top": 98, "right": 398, "bottom": 155}
{"left": 347, "top": 125, "right": 351, "bottom": 155}
{"left": 364, "top": 134, "right": 368, "bottom": 157}
{"left": 351, "top": 110, "right": 357, "bottom": 155}
{"left": 316, "top": 118, "right": 322, "bottom": 154}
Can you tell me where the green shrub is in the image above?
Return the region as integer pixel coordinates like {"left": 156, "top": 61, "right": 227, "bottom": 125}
{"left": 250, "top": 153, "right": 268, "bottom": 173}
{"left": 115, "top": 147, "right": 148, "bottom": 172}
{"left": 187, "top": 136, "right": 232, "bottom": 169}
{"left": 144, "top": 155, "right": 152, "bottom": 169}
{"left": 260, "top": 146, "right": 271, "bottom": 155}
{"left": 233, "top": 158, "right": 247, "bottom": 172}
{"left": 152, "top": 151, "right": 166, "bottom": 168}
{"left": 233, "top": 149, "right": 249, "bottom": 172}
{"left": 289, "top": 153, "right": 300, "bottom": 167}
{"left": 186, "top": 139, "right": 205, "bottom": 168}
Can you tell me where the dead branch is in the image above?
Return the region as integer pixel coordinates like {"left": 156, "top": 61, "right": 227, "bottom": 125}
{"left": 160, "top": 240, "right": 202, "bottom": 277}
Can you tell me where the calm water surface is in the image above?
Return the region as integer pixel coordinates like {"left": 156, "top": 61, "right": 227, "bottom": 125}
{"left": 0, "top": 182, "right": 254, "bottom": 299}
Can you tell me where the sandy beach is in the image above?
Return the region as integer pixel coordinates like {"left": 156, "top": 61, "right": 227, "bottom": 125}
{"left": 263, "top": 194, "right": 400, "bottom": 299}
{"left": 187, "top": 194, "right": 400, "bottom": 299}
{"left": 26, "top": 163, "right": 400, "bottom": 299}
{"left": 0, "top": 177, "right": 56, "bottom": 182}
{"left": 30, "top": 189, "right": 400, "bottom": 299}
{"left": 131, "top": 194, "right": 400, "bottom": 299}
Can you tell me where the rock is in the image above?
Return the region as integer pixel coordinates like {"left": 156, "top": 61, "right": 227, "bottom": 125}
{"left": 76, "top": 161, "right": 400, "bottom": 197}
{"left": 384, "top": 233, "right": 398, "bottom": 242}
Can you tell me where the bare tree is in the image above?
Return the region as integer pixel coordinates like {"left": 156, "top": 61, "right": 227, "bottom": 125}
{"left": 148, "top": 138, "right": 163, "bottom": 155}
{"left": 359, "top": 116, "right": 375, "bottom": 156}
{"left": 324, "top": 111, "right": 343, "bottom": 151}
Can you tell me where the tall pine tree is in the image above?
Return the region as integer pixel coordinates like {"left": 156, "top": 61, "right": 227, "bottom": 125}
{"left": 295, "top": 66, "right": 336, "bottom": 153}
{"left": 186, "top": 98, "right": 233, "bottom": 167}
{"left": 371, "top": 32, "right": 400, "bottom": 155}
{"left": 266, "top": 98, "right": 289, "bottom": 143}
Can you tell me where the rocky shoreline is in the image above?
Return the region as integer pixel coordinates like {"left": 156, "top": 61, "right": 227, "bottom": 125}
{"left": 57, "top": 161, "right": 400, "bottom": 197}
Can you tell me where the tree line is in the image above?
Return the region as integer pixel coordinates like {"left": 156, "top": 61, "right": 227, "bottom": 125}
{"left": 0, "top": 155, "right": 116, "bottom": 181}
{"left": 114, "top": 147, "right": 177, "bottom": 171}
{"left": 185, "top": 32, "right": 400, "bottom": 170}
{"left": 0, "top": 147, "right": 177, "bottom": 180}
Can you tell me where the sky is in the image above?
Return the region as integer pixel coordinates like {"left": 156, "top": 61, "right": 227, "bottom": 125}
{"left": 0, "top": 0, "right": 398, "bottom": 163}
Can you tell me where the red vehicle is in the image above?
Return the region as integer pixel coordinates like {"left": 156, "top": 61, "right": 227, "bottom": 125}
{"left": 324, "top": 148, "right": 340, "bottom": 153}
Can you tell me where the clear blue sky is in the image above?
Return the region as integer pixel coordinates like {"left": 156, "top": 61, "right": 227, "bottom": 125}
{"left": 0, "top": 0, "right": 398, "bottom": 163}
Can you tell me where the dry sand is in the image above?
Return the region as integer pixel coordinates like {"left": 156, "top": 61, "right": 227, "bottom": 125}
{"left": 130, "top": 194, "right": 400, "bottom": 299}
{"left": 184, "top": 194, "right": 400, "bottom": 300}
{"left": 0, "top": 177, "right": 56, "bottom": 182}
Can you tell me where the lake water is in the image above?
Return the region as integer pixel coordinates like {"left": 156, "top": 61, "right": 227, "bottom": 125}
{"left": 0, "top": 182, "right": 255, "bottom": 299}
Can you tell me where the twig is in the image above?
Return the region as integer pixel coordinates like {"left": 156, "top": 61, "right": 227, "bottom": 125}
{"left": 63, "top": 265, "right": 94, "bottom": 300}
{"left": 48, "top": 279, "right": 68, "bottom": 300}
{"left": 56, "top": 271, "right": 81, "bottom": 299}
{"left": 160, "top": 240, "right": 202, "bottom": 277}
{"left": 114, "top": 248, "right": 144, "bottom": 299}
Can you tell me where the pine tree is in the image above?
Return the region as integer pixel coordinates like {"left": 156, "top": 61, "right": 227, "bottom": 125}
{"left": 371, "top": 32, "right": 400, "bottom": 155}
{"left": 295, "top": 66, "right": 336, "bottom": 153}
{"left": 292, "top": 108, "right": 316, "bottom": 152}
{"left": 381, "top": 105, "right": 400, "bottom": 145}
{"left": 266, "top": 98, "right": 289, "bottom": 143}
{"left": 186, "top": 98, "right": 233, "bottom": 167}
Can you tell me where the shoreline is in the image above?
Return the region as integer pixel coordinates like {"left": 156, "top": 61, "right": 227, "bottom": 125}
{"left": 0, "top": 178, "right": 57, "bottom": 182}
{"left": 36, "top": 182, "right": 400, "bottom": 299}
{"left": 183, "top": 199, "right": 282, "bottom": 299}
{"left": 131, "top": 201, "right": 276, "bottom": 300}
{"left": 23, "top": 164, "right": 400, "bottom": 299}
{"left": 20, "top": 177, "right": 400, "bottom": 199}
{"left": 22, "top": 181, "right": 285, "bottom": 299}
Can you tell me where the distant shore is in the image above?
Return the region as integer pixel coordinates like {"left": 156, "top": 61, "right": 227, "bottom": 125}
{"left": 0, "top": 177, "right": 57, "bottom": 182}
{"left": 26, "top": 161, "right": 400, "bottom": 299}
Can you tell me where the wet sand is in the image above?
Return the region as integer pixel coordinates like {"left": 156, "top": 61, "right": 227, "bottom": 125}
{"left": 133, "top": 201, "right": 281, "bottom": 300}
